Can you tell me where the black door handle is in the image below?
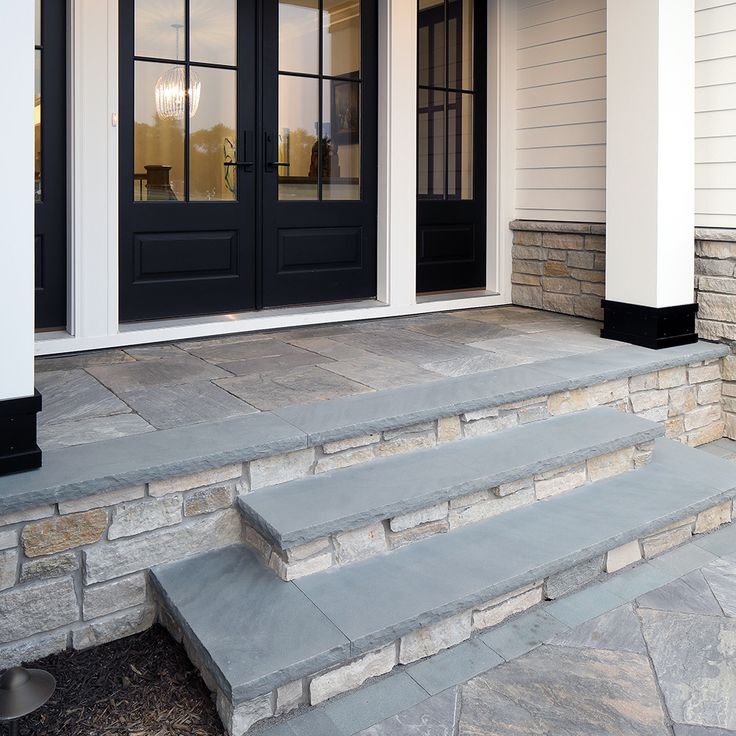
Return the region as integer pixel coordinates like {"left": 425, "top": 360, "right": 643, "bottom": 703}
{"left": 224, "top": 130, "right": 254, "bottom": 170}
{"left": 268, "top": 162, "right": 290, "bottom": 168}
{"left": 224, "top": 161, "right": 254, "bottom": 168}
{"left": 264, "top": 132, "right": 290, "bottom": 172}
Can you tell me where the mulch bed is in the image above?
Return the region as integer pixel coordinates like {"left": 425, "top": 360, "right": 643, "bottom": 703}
{"left": 13, "top": 626, "right": 224, "bottom": 736}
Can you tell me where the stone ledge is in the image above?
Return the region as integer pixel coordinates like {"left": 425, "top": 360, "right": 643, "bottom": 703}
{"left": 695, "top": 227, "right": 736, "bottom": 243}
{"left": 510, "top": 220, "right": 605, "bottom": 235}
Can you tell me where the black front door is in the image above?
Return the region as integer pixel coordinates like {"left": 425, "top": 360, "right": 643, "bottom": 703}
{"left": 120, "top": 0, "right": 376, "bottom": 323}
{"left": 35, "top": 0, "right": 68, "bottom": 330}
{"left": 416, "top": 0, "right": 486, "bottom": 293}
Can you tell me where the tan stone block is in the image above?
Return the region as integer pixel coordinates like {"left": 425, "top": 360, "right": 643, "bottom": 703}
{"left": 149, "top": 464, "right": 242, "bottom": 497}
{"left": 437, "top": 416, "right": 462, "bottom": 443}
{"left": 697, "top": 381, "right": 722, "bottom": 405}
{"left": 587, "top": 449, "right": 634, "bottom": 482}
{"left": 688, "top": 421, "right": 725, "bottom": 447}
{"left": 606, "top": 541, "right": 641, "bottom": 573}
{"left": 310, "top": 645, "right": 397, "bottom": 705}
{"left": 390, "top": 503, "right": 448, "bottom": 533}
{"left": 534, "top": 463, "right": 587, "bottom": 499}
{"left": 684, "top": 404, "right": 722, "bottom": 431}
{"left": 108, "top": 496, "right": 182, "bottom": 540}
{"left": 726, "top": 413, "right": 736, "bottom": 440}
{"left": 658, "top": 367, "right": 687, "bottom": 389}
{"left": 472, "top": 585, "right": 543, "bottom": 632}
{"left": 496, "top": 477, "right": 533, "bottom": 498}
{"left": 285, "top": 538, "right": 332, "bottom": 562}
{"left": 0, "top": 529, "right": 18, "bottom": 551}
{"left": 20, "top": 552, "right": 78, "bottom": 583}
{"left": 244, "top": 525, "right": 272, "bottom": 560}
{"left": 269, "top": 551, "right": 333, "bottom": 580}
{"left": 334, "top": 524, "right": 387, "bottom": 564}
{"left": 315, "top": 446, "right": 376, "bottom": 473}
{"left": 547, "top": 380, "right": 628, "bottom": 415}
{"left": 668, "top": 386, "right": 697, "bottom": 417}
{"left": 183, "top": 485, "right": 235, "bottom": 516}
{"left": 399, "top": 612, "right": 471, "bottom": 664}
{"left": 513, "top": 230, "right": 542, "bottom": 246}
{"left": 58, "top": 486, "right": 146, "bottom": 515}
{"left": 376, "top": 433, "right": 435, "bottom": 457}
{"left": 512, "top": 273, "right": 542, "bottom": 287}
{"left": 544, "top": 261, "right": 570, "bottom": 277}
{"left": 642, "top": 524, "right": 692, "bottom": 558}
{"left": 695, "top": 501, "right": 732, "bottom": 534}
{"left": 0, "top": 505, "right": 54, "bottom": 528}
{"left": 250, "top": 449, "right": 314, "bottom": 489}
{"left": 721, "top": 355, "right": 736, "bottom": 381}
{"left": 22, "top": 510, "right": 107, "bottom": 557}
{"left": 542, "top": 232, "right": 585, "bottom": 250}
{"left": 388, "top": 519, "right": 448, "bottom": 548}
{"left": 449, "top": 488, "right": 534, "bottom": 528}
{"left": 0, "top": 550, "right": 17, "bottom": 591}
{"left": 584, "top": 234, "right": 606, "bottom": 251}
{"left": 629, "top": 373, "right": 658, "bottom": 393}
{"left": 688, "top": 363, "right": 722, "bottom": 385}
{"left": 276, "top": 680, "right": 305, "bottom": 715}
{"left": 462, "top": 413, "right": 518, "bottom": 437}
{"left": 665, "top": 416, "right": 686, "bottom": 439}
{"left": 322, "top": 434, "right": 380, "bottom": 454}
{"left": 630, "top": 390, "right": 668, "bottom": 413}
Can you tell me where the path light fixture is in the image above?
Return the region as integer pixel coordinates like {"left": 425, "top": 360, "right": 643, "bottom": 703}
{"left": 0, "top": 666, "right": 56, "bottom": 736}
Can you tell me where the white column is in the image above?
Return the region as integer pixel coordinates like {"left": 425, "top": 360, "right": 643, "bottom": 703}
{"left": 0, "top": 1, "right": 35, "bottom": 401}
{"left": 377, "top": 0, "right": 417, "bottom": 307}
{"left": 605, "top": 0, "right": 695, "bottom": 309}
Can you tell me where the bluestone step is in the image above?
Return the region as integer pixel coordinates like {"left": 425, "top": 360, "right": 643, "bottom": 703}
{"left": 238, "top": 407, "right": 663, "bottom": 549}
{"left": 151, "top": 438, "right": 736, "bottom": 717}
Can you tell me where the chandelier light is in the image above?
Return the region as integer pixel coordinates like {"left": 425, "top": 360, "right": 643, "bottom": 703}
{"left": 155, "top": 66, "right": 201, "bottom": 120}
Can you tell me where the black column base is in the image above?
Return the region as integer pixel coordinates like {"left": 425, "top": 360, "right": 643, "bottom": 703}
{"left": 600, "top": 300, "right": 699, "bottom": 350}
{"left": 0, "top": 390, "right": 42, "bottom": 476}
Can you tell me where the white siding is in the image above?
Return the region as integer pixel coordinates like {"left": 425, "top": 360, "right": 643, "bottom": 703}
{"left": 515, "top": 0, "right": 607, "bottom": 223}
{"left": 695, "top": 0, "right": 736, "bottom": 228}
{"left": 514, "top": 0, "right": 736, "bottom": 228}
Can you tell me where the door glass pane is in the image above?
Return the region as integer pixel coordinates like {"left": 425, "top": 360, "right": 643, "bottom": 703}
{"left": 322, "top": 80, "right": 360, "bottom": 200}
{"left": 448, "top": 0, "right": 472, "bottom": 90}
{"left": 35, "top": 50, "right": 42, "bottom": 203}
{"left": 278, "top": 76, "right": 319, "bottom": 200}
{"left": 418, "top": 0, "right": 445, "bottom": 88}
{"left": 447, "top": 92, "right": 472, "bottom": 199}
{"left": 190, "top": 67, "right": 237, "bottom": 201}
{"left": 323, "top": 0, "right": 360, "bottom": 78}
{"left": 190, "top": 0, "right": 236, "bottom": 66}
{"left": 135, "top": 0, "right": 185, "bottom": 60}
{"left": 279, "top": 0, "right": 319, "bottom": 75}
{"left": 417, "top": 88, "right": 445, "bottom": 198}
{"left": 134, "top": 61, "right": 185, "bottom": 201}
{"left": 35, "top": 0, "right": 41, "bottom": 47}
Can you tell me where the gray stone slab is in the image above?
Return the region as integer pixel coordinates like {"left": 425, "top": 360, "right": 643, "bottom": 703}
{"left": 295, "top": 439, "right": 736, "bottom": 657}
{"left": 641, "top": 608, "right": 736, "bottom": 730}
{"left": 694, "top": 523, "right": 736, "bottom": 557}
{"left": 0, "top": 412, "right": 306, "bottom": 516}
{"left": 648, "top": 544, "right": 718, "bottom": 578}
{"left": 422, "top": 352, "right": 535, "bottom": 377}
{"left": 406, "top": 639, "right": 502, "bottom": 695}
{"left": 216, "top": 366, "right": 371, "bottom": 411}
{"left": 280, "top": 336, "right": 376, "bottom": 362}
{"left": 545, "top": 584, "right": 626, "bottom": 628}
{"left": 673, "top": 726, "right": 736, "bottom": 736}
{"left": 118, "top": 381, "right": 257, "bottom": 430}
{"left": 122, "top": 344, "right": 190, "bottom": 360}
{"left": 151, "top": 546, "right": 350, "bottom": 702}
{"left": 38, "top": 413, "right": 156, "bottom": 451}
{"left": 400, "top": 314, "right": 523, "bottom": 344}
{"left": 87, "top": 355, "right": 232, "bottom": 393}
{"left": 241, "top": 407, "right": 663, "bottom": 548}
{"left": 459, "top": 644, "right": 669, "bottom": 736}
{"left": 215, "top": 348, "right": 334, "bottom": 377}
{"left": 599, "top": 562, "right": 679, "bottom": 601}
{"left": 185, "top": 337, "right": 311, "bottom": 364}
{"left": 479, "top": 610, "right": 571, "bottom": 661}
{"left": 702, "top": 558, "right": 736, "bottom": 616}
{"left": 35, "top": 349, "right": 134, "bottom": 372}
{"left": 260, "top": 709, "right": 343, "bottom": 736}
{"left": 549, "top": 603, "right": 647, "bottom": 655}
{"left": 323, "top": 673, "right": 428, "bottom": 735}
{"left": 354, "top": 686, "right": 458, "bottom": 736}
{"left": 36, "top": 369, "right": 131, "bottom": 425}
{"left": 636, "top": 570, "right": 723, "bottom": 616}
{"left": 319, "top": 356, "right": 438, "bottom": 390}
{"left": 469, "top": 333, "right": 590, "bottom": 360}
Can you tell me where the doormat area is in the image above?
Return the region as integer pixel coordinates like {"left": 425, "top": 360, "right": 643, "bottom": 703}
{"left": 14, "top": 626, "right": 223, "bottom": 736}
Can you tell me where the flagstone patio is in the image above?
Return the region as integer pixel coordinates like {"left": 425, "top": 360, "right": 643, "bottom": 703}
{"left": 35, "top": 307, "right": 614, "bottom": 450}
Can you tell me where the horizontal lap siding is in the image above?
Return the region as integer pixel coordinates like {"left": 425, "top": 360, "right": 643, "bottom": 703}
{"left": 516, "top": 0, "right": 607, "bottom": 223}
{"left": 695, "top": 0, "right": 736, "bottom": 228}
{"left": 515, "top": 0, "right": 736, "bottom": 228}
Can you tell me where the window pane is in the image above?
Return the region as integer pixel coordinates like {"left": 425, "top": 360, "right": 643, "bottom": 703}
{"left": 191, "top": 0, "right": 236, "bottom": 66}
{"left": 279, "top": 0, "right": 319, "bottom": 75}
{"left": 323, "top": 0, "right": 360, "bottom": 78}
{"left": 417, "top": 87, "right": 445, "bottom": 198}
{"left": 447, "top": 92, "right": 472, "bottom": 199}
{"left": 134, "top": 61, "right": 185, "bottom": 201}
{"left": 418, "top": 0, "right": 445, "bottom": 88}
{"left": 35, "top": 0, "right": 41, "bottom": 47}
{"left": 323, "top": 80, "right": 360, "bottom": 200}
{"left": 448, "top": 0, "right": 473, "bottom": 90}
{"left": 35, "top": 50, "right": 42, "bottom": 203}
{"left": 135, "top": 0, "right": 185, "bottom": 60}
{"left": 190, "top": 67, "right": 237, "bottom": 201}
{"left": 278, "top": 75, "right": 319, "bottom": 200}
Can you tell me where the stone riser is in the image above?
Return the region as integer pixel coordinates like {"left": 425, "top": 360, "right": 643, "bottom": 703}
{"left": 247, "top": 441, "right": 657, "bottom": 581}
{"left": 171, "top": 496, "right": 735, "bottom": 736}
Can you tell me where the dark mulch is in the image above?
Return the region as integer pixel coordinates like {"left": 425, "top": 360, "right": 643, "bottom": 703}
{"left": 11, "top": 625, "right": 224, "bottom": 736}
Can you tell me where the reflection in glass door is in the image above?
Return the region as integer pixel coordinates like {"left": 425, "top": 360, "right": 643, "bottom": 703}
{"left": 34, "top": 0, "right": 68, "bottom": 330}
{"left": 416, "top": 0, "right": 486, "bottom": 293}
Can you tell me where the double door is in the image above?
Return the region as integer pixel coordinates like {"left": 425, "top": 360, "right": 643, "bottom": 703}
{"left": 119, "top": 0, "right": 377, "bottom": 322}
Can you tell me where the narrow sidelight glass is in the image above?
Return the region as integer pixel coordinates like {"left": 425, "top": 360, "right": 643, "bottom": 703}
{"left": 322, "top": 79, "right": 360, "bottom": 200}
{"left": 322, "top": 0, "right": 361, "bottom": 78}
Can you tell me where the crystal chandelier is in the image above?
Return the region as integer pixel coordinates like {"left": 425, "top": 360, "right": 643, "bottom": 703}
{"left": 155, "top": 66, "right": 201, "bottom": 120}
{"left": 154, "top": 23, "right": 201, "bottom": 121}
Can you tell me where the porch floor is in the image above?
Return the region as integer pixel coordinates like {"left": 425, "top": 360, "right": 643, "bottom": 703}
{"left": 35, "top": 307, "right": 612, "bottom": 451}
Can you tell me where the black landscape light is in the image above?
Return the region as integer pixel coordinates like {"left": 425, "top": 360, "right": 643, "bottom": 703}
{"left": 0, "top": 667, "right": 56, "bottom": 735}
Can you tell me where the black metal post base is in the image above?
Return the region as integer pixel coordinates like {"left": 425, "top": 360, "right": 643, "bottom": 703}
{"left": 0, "top": 391, "right": 42, "bottom": 476}
{"left": 600, "top": 300, "right": 699, "bottom": 350}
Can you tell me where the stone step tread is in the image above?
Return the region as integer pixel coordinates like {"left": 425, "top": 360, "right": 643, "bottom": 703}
{"left": 238, "top": 407, "right": 663, "bottom": 549}
{"left": 151, "top": 438, "right": 736, "bottom": 705}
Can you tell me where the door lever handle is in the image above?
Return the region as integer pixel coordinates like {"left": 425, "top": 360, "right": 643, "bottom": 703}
{"left": 224, "top": 161, "right": 254, "bottom": 168}
{"left": 267, "top": 162, "right": 290, "bottom": 168}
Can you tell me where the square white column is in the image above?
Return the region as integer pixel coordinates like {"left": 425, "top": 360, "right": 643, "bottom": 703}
{"left": 603, "top": 0, "right": 697, "bottom": 348}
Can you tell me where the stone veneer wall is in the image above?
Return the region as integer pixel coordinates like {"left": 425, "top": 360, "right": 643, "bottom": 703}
{"left": 510, "top": 220, "right": 606, "bottom": 321}
{"left": 511, "top": 221, "right": 736, "bottom": 439}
